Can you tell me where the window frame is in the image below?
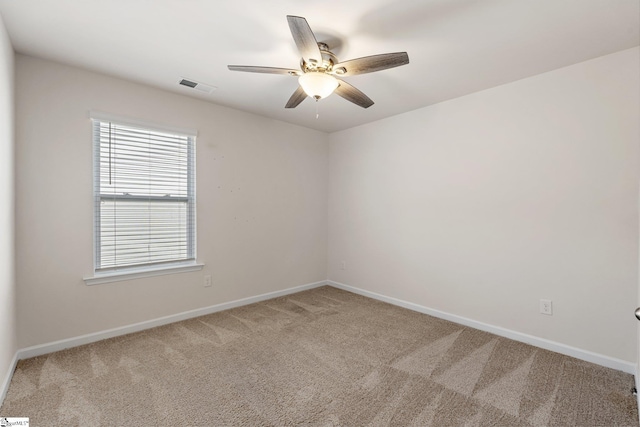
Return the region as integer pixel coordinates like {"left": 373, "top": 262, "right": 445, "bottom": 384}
{"left": 84, "top": 112, "right": 202, "bottom": 285}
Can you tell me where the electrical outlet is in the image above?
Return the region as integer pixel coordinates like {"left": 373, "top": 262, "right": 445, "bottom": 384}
{"left": 204, "top": 275, "right": 212, "bottom": 288}
{"left": 540, "top": 299, "right": 552, "bottom": 315}
{"left": 341, "top": 261, "right": 346, "bottom": 270}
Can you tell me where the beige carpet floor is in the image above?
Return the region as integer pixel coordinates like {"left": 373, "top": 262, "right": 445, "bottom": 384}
{"left": 1, "top": 286, "right": 638, "bottom": 426}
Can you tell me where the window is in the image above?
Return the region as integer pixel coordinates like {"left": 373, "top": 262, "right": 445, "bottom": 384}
{"left": 89, "top": 114, "right": 197, "bottom": 280}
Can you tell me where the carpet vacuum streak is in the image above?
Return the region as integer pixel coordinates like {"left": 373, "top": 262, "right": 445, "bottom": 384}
{"left": 1, "top": 286, "right": 637, "bottom": 425}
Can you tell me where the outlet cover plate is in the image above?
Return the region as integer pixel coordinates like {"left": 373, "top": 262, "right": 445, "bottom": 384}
{"left": 540, "top": 299, "right": 553, "bottom": 315}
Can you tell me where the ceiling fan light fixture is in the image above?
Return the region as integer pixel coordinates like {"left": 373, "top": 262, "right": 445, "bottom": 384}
{"left": 228, "top": 16, "right": 408, "bottom": 109}
{"left": 298, "top": 72, "right": 339, "bottom": 100}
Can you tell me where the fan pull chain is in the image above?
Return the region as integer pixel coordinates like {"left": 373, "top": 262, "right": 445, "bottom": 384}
{"left": 315, "top": 99, "right": 319, "bottom": 119}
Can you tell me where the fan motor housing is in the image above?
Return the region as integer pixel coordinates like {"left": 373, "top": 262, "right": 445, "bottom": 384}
{"left": 301, "top": 42, "right": 338, "bottom": 73}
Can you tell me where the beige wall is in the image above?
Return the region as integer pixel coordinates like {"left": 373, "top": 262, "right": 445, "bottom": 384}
{"left": 11, "top": 47, "right": 640, "bottom": 366}
{"left": 15, "top": 55, "right": 328, "bottom": 348}
{"left": 0, "top": 12, "right": 16, "bottom": 396}
{"left": 328, "top": 48, "right": 640, "bottom": 362}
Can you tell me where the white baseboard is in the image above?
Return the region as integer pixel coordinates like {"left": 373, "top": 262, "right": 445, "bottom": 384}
{"left": 17, "top": 280, "right": 327, "bottom": 361}
{"left": 327, "top": 280, "right": 636, "bottom": 375}
{"left": 636, "top": 372, "right": 640, "bottom": 426}
{"left": 0, "top": 351, "right": 18, "bottom": 408}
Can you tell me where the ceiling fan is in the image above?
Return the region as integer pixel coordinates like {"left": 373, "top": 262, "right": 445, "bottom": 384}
{"left": 228, "top": 15, "right": 409, "bottom": 109}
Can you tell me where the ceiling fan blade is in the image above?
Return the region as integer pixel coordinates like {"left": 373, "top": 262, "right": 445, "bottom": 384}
{"left": 285, "top": 86, "right": 307, "bottom": 109}
{"left": 286, "top": 15, "right": 323, "bottom": 66}
{"left": 228, "top": 65, "right": 300, "bottom": 75}
{"left": 332, "top": 52, "right": 409, "bottom": 76}
{"left": 335, "top": 79, "right": 374, "bottom": 108}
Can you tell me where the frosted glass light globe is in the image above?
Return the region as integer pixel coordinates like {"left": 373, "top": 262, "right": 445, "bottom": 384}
{"left": 298, "top": 72, "right": 339, "bottom": 100}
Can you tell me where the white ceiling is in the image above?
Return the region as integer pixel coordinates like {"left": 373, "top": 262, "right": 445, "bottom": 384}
{"left": 0, "top": 0, "right": 638, "bottom": 133}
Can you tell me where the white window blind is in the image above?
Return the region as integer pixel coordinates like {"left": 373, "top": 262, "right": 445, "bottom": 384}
{"left": 92, "top": 116, "right": 196, "bottom": 273}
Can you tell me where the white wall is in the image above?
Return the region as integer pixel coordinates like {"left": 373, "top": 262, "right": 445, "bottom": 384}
{"left": 0, "top": 12, "right": 16, "bottom": 400}
{"left": 328, "top": 47, "right": 640, "bottom": 363}
{"left": 11, "top": 46, "right": 640, "bottom": 366}
{"left": 15, "top": 55, "right": 328, "bottom": 348}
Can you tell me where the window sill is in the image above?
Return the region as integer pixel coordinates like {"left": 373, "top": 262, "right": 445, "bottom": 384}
{"left": 84, "top": 262, "right": 204, "bottom": 285}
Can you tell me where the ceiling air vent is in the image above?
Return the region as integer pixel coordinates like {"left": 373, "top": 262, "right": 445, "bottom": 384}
{"left": 178, "top": 78, "right": 216, "bottom": 94}
{"left": 179, "top": 79, "right": 197, "bottom": 88}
